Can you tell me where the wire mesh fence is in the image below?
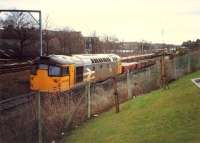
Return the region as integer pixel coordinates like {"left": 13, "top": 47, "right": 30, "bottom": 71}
{"left": 1, "top": 50, "right": 200, "bottom": 143}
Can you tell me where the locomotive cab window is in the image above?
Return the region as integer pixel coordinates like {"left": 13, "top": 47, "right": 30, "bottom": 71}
{"left": 62, "top": 67, "right": 69, "bottom": 76}
{"left": 38, "top": 64, "right": 48, "bottom": 69}
{"left": 49, "top": 65, "right": 61, "bottom": 76}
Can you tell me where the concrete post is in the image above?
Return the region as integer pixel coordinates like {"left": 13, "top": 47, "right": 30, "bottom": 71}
{"left": 86, "top": 82, "right": 91, "bottom": 119}
{"left": 38, "top": 92, "right": 42, "bottom": 143}
{"left": 112, "top": 77, "right": 119, "bottom": 113}
{"left": 187, "top": 51, "right": 191, "bottom": 73}
{"left": 127, "top": 70, "right": 132, "bottom": 99}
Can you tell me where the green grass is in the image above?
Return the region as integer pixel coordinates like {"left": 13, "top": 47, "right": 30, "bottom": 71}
{"left": 62, "top": 71, "right": 200, "bottom": 143}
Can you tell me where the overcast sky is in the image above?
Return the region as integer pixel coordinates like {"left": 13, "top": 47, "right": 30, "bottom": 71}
{"left": 1, "top": 0, "right": 200, "bottom": 44}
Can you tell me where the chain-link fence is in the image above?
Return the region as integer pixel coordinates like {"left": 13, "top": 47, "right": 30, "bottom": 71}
{"left": 1, "top": 50, "right": 200, "bottom": 143}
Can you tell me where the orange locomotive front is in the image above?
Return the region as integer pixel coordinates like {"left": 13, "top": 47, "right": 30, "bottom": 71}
{"left": 30, "top": 56, "right": 75, "bottom": 93}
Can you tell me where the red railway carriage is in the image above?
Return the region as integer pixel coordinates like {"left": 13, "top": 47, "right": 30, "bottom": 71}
{"left": 122, "top": 59, "right": 156, "bottom": 73}
{"left": 121, "top": 62, "right": 138, "bottom": 73}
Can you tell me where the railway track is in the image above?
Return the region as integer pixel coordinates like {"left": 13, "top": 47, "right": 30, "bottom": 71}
{"left": 0, "top": 92, "right": 35, "bottom": 111}
{"left": 0, "top": 61, "right": 32, "bottom": 74}
{"left": 0, "top": 64, "right": 155, "bottom": 111}
{"left": 0, "top": 54, "right": 159, "bottom": 111}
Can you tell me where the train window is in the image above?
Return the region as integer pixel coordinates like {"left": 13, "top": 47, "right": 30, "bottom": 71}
{"left": 62, "top": 67, "right": 69, "bottom": 76}
{"left": 38, "top": 64, "right": 48, "bottom": 69}
{"left": 49, "top": 65, "right": 61, "bottom": 76}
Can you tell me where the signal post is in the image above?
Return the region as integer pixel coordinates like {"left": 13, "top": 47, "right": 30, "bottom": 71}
{"left": 84, "top": 68, "right": 95, "bottom": 119}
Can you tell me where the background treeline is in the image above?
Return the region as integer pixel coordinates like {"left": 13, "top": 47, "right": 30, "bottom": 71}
{"left": 182, "top": 39, "right": 200, "bottom": 49}
{"left": 0, "top": 12, "right": 199, "bottom": 59}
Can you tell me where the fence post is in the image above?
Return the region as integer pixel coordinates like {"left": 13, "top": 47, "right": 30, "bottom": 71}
{"left": 67, "top": 91, "right": 71, "bottom": 112}
{"left": 160, "top": 52, "right": 168, "bottom": 89}
{"left": 37, "top": 91, "right": 42, "bottom": 143}
{"left": 127, "top": 70, "right": 132, "bottom": 99}
{"left": 173, "top": 56, "right": 177, "bottom": 79}
{"left": 87, "top": 81, "right": 91, "bottom": 119}
{"left": 187, "top": 51, "right": 191, "bottom": 73}
{"left": 112, "top": 77, "right": 119, "bottom": 113}
{"left": 160, "top": 56, "right": 164, "bottom": 88}
{"left": 148, "top": 67, "right": 151, "bottom": 82}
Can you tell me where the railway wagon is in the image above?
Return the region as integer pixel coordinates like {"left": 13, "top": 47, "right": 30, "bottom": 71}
{"left": 30, "top": 54, "right": 121, "bottom": 93}
{"left": 121, "top": 59, "right": 156, "bottom": 73}
{"left": 121, "top": 62, "right": 138, "bottom": 73}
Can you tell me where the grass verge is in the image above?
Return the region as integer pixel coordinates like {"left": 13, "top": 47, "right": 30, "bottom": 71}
{"left": 62, "top": 71, "right": 200, "bottom": 143}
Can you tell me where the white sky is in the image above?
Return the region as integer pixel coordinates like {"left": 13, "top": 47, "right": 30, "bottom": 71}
{"left": 1, "top": 0, "right": 200, "bottom": 44}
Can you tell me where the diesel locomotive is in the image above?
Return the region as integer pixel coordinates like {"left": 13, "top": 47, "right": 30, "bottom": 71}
{"left": 30, "top": 54, "right": 122, "bottom": 92}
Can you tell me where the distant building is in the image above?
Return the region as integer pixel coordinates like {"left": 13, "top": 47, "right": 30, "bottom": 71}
{"left": 84, "top": 37, "right": 100, "bottom": 54}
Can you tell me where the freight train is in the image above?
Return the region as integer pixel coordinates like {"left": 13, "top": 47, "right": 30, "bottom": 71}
{"left": 30, "top": 54, "right": 155, "bottom": 93}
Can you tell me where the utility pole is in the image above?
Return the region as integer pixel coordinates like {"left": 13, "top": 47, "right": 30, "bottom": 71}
{"left": 0, "top": 9, "right": 43, "bottom": 143}
{"left": 39, "top": 11, "right": 43, "bottom": 56}
{"left": 38, "top": 11, "right": 42, "bottom": 143}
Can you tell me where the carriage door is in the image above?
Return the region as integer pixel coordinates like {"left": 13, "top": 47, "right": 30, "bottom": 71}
{"left": 69, "top": 64, "right": 75, "bottom": 88}
{"left": 76, "top": 66, "right": 84, "bottom": 83}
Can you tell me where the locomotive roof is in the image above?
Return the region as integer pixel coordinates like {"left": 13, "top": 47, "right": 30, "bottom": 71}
{"left": 36, "top": 54, "right": 120, "bottom": 66}
{"left": 73, "top": 54, "right": 121, "bottom": 64}
{"left": 35, "top": 55, "right": 78, "bottom": 66}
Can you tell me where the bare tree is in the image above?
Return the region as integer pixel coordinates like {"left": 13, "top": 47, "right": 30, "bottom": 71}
{"left": 43, "top": 15, "right": 54, "bottom": 55}
{"left": 99, "top": 35, "right": 120, "bottom": 54}
{"left": 56, "top": 29, "right": 69, "bottom": 55}
{"left": 56, "top": 28, "right": 84, "bottom": 55}
{"left": 0, "top": 12, "right": 37, "bottom": 58}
